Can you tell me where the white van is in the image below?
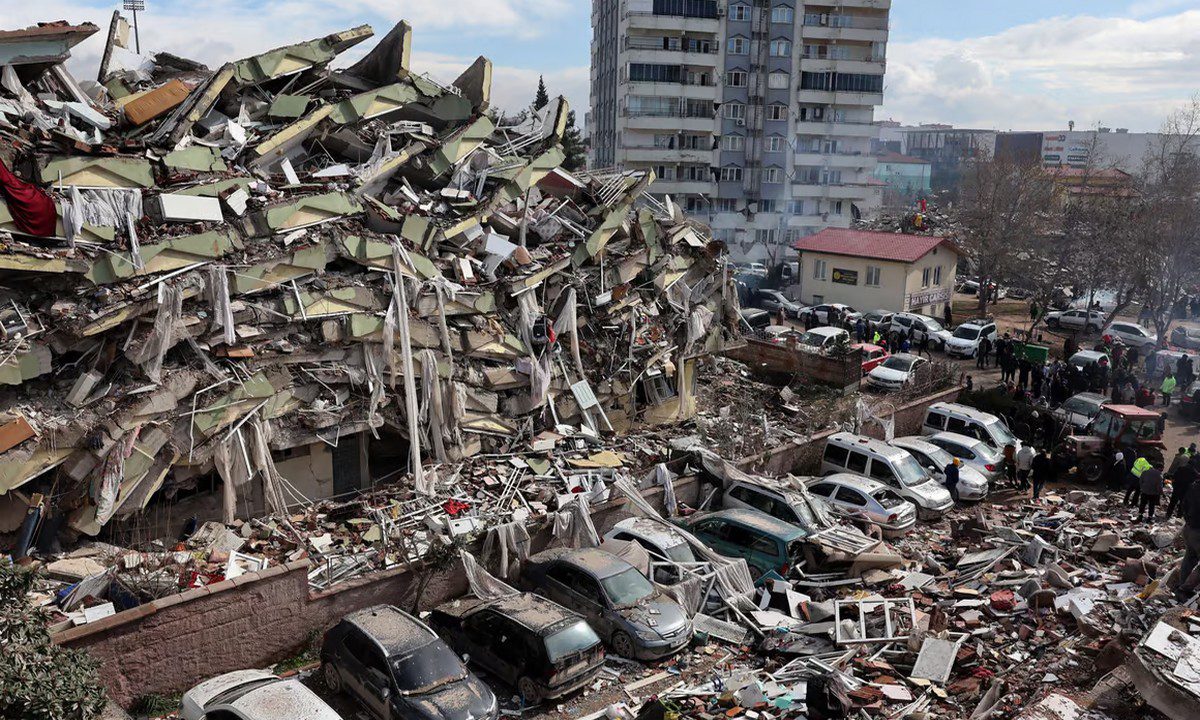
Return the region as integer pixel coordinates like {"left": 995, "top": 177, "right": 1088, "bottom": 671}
{"left": 820, "top": 432, "right": 953, "bottom": 518}
{"left": 921, "top": 402, "right": 1021, "bottom": 453}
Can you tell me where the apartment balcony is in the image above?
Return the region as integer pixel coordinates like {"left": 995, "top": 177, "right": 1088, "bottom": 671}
{"left": 623, "top": 9, "right": 720, "bottom": 34}
{"left": 817, "top": 0, "right": 891, "bottom": 9}
{"left": 796, "top": 88, "right": 885, "bottom": 107}
{"left": 621, "top": 112, "right": 717, "bottom": 132}
{"left": 651, "top": 179, "right": 715, "bottom": 196}
{"left": 623, "top": 37, "right": 720, "bottom": 67}
{"left": 620, "top": 79, "right": 719, "bottom": 99}
{"left": 799, "top": 58, "right": 887, "bottom": 75}
{"left": 794, "top": 151, "right": 878, "bottom": 170}
{"left": 786, "top": 213, "right": 853, "bottom": 229}
{"left": 790, "top": 182, "right": 880, "bottom": 200}
{"left": 618, "top": 146, "right": 715, "bottom": 164}
{"left": 801, "top": 17, "right": 889, "bottom": 43}
{"left": 793, "top": 120, "right": 877, "bottom": 138}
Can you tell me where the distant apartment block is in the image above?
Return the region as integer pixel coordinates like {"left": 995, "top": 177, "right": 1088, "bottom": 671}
{"left": 588, "top": 0, "right": 891, "bottom": 263}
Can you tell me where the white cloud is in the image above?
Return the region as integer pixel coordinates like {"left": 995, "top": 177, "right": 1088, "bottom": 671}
{"left": 880, "top": 10, "right": 1200, "bottom": 131}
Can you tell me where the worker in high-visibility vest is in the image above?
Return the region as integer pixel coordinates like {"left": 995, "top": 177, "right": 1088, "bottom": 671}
{"left": 1126, "top": 455, "right": 1153, "bottom": 507}
{"left": 1162, "top": 371, "right": 1178, "bottom": 407}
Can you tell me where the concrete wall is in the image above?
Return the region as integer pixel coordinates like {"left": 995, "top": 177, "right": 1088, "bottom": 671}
{"left": 55, "top": 478, "right": 700, "bottom": 707}
{"left": 901, "top": 246, "right": 958, "bottom": 317}
{"left": 798, "top": 250, "right": 907, "bottom": 309}
{"left": 722, "top": 338, "right": 862, "bottom": 390}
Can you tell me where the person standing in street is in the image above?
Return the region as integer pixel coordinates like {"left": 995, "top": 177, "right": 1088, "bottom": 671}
{"left": 944, "top": 459, "right": 961, "bottom": 503}
{"left": 1031, "top": 447, "right": 1052, "bottom": 500}
{"left": 855, "top": 317, "right": 866, "bottom": 343}
{"left": 918, "top": 332, "right": 931, "bottom": 358}
{"left": 978, "top": 336, "right": 992, "bottom": 369}
{"left": 1136, "top": 461, "right": 1164, "bottom": 523}
{"left": 1126, "top": 454, "right": 1151, "bottom": 506}
{"left": 1169, "top": 447, "right": 1190, "bottom": 477}
{"left": 1161, "top": 371, "right": 1177, "bottom": 407}
{"left": 1003, "top": 442, "right": 1017, "bottom": 488}
{"left": 1167, "top": 456, "right": 1198, "bottom": 518}
{"left": 1016, "top": 443, "right": 1034, "bottom": 491}
{"left": 944, "top": 303, "right": 953, "bottom": 331}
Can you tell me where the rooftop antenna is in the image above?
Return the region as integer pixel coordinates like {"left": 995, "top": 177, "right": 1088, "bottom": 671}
{"left": 122, "top": 0, "right": 145, "bottom": 54}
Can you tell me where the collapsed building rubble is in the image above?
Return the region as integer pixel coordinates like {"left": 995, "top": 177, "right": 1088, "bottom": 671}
{"left": 0, "top": 16, "right": 742, "bottom": 563}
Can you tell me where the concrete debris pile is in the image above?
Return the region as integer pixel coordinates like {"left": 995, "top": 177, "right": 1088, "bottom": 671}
{"left": 0, "top": 18, "right": 740, "bottom": 554}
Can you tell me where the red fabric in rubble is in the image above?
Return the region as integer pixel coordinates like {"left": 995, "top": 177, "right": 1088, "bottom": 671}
{"left": 0, "top": 158, "right": 57, "bottom": 237}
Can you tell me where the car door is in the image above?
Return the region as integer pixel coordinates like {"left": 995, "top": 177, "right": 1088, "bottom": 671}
{"left": 463, "top": 610, "right": 518, "bottom": 684}
{"left": 833, "top": 486, "right": 870, "bottom": 521}
{"left": 341, "top": 630, "right": 393, "bottom": 720}
{"left": 1063, "top": 311, "right": 1085, "bottom": 329}
{"left": 923, "top": 410, "right": 947, "bottom": 435}
{"left": 867, "top": 458, "right": 905, "bottom": 498}
{"left": 545, "top": 564, "right": 603, "bottom": 624}
{"left": 912, "top": 321, "right": 928, "bottom": 342}
{"left": 690, "top": 518, "right": 729, "bottom": 555}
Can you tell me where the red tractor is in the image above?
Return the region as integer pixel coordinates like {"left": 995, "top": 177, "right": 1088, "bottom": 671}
{"left": 1054, "top": 405, "right": 1166, "bottom": 483}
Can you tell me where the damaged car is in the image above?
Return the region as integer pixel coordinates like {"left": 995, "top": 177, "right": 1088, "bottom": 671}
{"left": 182, "top": 669, "right": 343, "bottom": 720}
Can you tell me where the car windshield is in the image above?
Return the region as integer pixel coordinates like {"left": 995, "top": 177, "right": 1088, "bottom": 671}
{"left": 544, "top": 621, "right": 601, "bottom": 664}
{"left": 916, "top": 445, "right": 954, "bottom": 469}
{"left": 663, "top": 542, "right": 696, "bottom": 564}
{"left": 800, "top": 331, "right": 828, "bottom": 347}
{"left": 985, "top": 420, "right": 1017, "bottom": 447}
{"left": 873, "top": 489, "right": 908, "bottom": 508}
{"left": 600, "top": 567, "right": 655, "bottom": 608}
{"left": 893, "top": 454, "right": 931, "bottom": 487}
{"left": 391, "top": 642, "right": 467, "bottom": 694}
{"left": 1063, "top": 397, "right": 1101, "bottom": 415}
{"left": 881, "top": 356, "right": 914, "bottom": 371}
{"left": 953, "top": 326, "right": 981, "bottom": 340}
{"left": 923, "top": 318, "right": 944, "bottom": 332}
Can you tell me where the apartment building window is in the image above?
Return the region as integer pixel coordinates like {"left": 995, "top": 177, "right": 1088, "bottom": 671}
{"left": 725, "top": 70, "right": 748, "bottom": 87}
{"left": 662, "top": 37, "right": 682, "bottom": 51}
{"left": 755, "top": 229, "right": 777, "bottom": 245}
{"left": 832, "top": 200, "right": 844, "bottom": 214}
{"left": 680, "top": 164, "right": 707, "bottom": 181}
{"left": 795, "top": 167, "right": 820, "bottom": 184}
{"left": 684, "top": 99, "right": 713, "bottom": 117}
{"left": 680, "top": 134, "right": 704, "bottom": 149}
{"left": 720, "top": 165, "right": 744, "bottom": 182}
{"left": 769, "top": 40, "right": 792, "bottom": 57}
{"left": 684, "top": 70, "right": 711, "bottom": 86}
{"left": 802, "top": 44, "right": 826, "bottom": 59}
{"left": 787, "top": 200, "right": 806, "bottom": 215}
{"left": 721, "top": 134, "right": 746, "bottom": 152}
{"left": 762, "top": 167, "right": 783, "bottom": 183}
{"left": 767, "top": 103, "right": 788, "bottom": 121}
{"left": 722, "top": 102, "right": 746, "bottom": 120}
{"left": 759, "top": 199, "right": 778, "bottom": 212}
{"left": 729, "top": 3, "right": 750, "bottom": 21}
{"left": 767, "top": 71, "right": 789, "bottom": 90}
{"left": 653, "top": 134, "right": 675, "bottom": 149}
{"left": 828, "top": 45, "right": 853, "bottom": 60}
{"left": 653, "top": 0, "right": 720, "bottom": 18}
{"left": 821, "top": 169, "right": 843, "bottom": 185}
{"left": 653, "top": 165, "right": 676, "bottom": 180}
{"left": 685, "top": 37, "right": 712, "bottom": 53}
{"left": 628, "top": 96, "right": 678, "bottom": 117}
{"left": 921, "top": 267, "right": 931, "bottom": 288}
{"left": 800, "top": 71, "right": 884, "bottom": 93}
{"left": 797, "top": 105, "right": 825, "bottom": 121}
{"left": 765, "top": 136, "right": 785, "bottom": 153}
{"left": 866, "top": 266, "right": 881, "bottom": 287}
{"left": 629, "top": 64, "right": 681, "bottom": 83}
{"left": 728, "top": 37, "right": 749, "bottom": 55}
{"left": 771, "top": 6, "right": 794, "bottom": 23}
{"left": 714, "top": 198, "right": 739, "bottom": 213}
{"left": 685, "top": 197, "right": 705, "bottom": 213}
{"left": 934, "top": 266, "right": 942, "bottom": 285}
{"left": 813, "top": 259, "right": 828, "bottom": 280}
{"left": 712, "top": 228, "right": 736, "bottom": 243}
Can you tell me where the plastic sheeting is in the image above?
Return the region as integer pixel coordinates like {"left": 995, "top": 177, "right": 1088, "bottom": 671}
{"left": 143, "top": 283, "right": 183, "bottom": 383}
{"left": 482, "top": 520, "right": 532, "bottom": 579}
{"left": 460, "top": 549, "right": 518, "bottom": 600}
{"left": 551, "top": 494, "right": 600, "bottom": 549}
{"left": 208, "top": 266, "right": 236, "bottom": 345}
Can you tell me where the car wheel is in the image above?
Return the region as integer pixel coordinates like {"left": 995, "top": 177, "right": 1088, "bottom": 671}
{"left": 1080, "top": 456, "right": 1104, "bottom": 484}
{"left": 1047, "top": 319, "right": 1059, "bottom": 329}
{"left": 322, "top": 661, "right": 343, "bottom": 694}
{"left": 611, "top": 631, "right": 636, "bottom": 659}
{"left": 517, "top": 676, "right": 542, "bottom": 705}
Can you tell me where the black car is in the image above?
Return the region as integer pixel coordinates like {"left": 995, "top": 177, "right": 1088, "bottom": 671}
{"left": 321, "top": 604, "right": 497, "bottom": 720}
{"left": 739, "top": 308, "right": 772, "bottom": 331}
{"left": 428, "top": 593, "right": 605, "bottom": 705}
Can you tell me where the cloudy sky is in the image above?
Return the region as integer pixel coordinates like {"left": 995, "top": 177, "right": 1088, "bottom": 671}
{"left": 9, "top": 0, "right": 1199, "bottom": 133}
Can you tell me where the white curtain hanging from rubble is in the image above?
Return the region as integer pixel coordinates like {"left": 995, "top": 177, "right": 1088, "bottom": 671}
{"left": 481, "top": 521, "right": 531, "bottom": 579}
{"left": 207, "top": 266, "right": 236, "bottom": 345}
{"left": 551, "top": 495, "right": 600, "bottom": 548}
{"left": 856, "top": 398, "right": 895, "bottom": 441}
{"left": 460, "top": 549, "right": 519, "bottom": 600}
{"left": 142, "top": 283, "right": 184, "bottom": 383}
{"left": 249, "top": 419, "right": 290, "bottom": 517}
{"left": 685, "top": 305, "right": 714, "bottom": 354}
{"left": 419, "top": 349, "right": 448, "bottom": 462}
{"left": 552, "top": 287, "right": 585, "bottom": 376}
{"left": 651, "top": 463, "right": 679, "bottom": 517}
{"left": 94, "top": 427, "right": 140, "bottom": 526}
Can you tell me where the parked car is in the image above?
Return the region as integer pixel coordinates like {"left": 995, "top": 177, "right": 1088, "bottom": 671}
{"left": 820, "top": 432, "right": 954, "bottom": 517}
{"left": 1068, "top": 350, "right": 1109, "bottom": 371}
{"left": 1171, "top": 325, "right": 1200, "bottom": 350}
{"left": 1052, "top": 392, "right": 1110, "bottom": 432}
{"left": 1070, "top": 290, "right": 1120, "bottom": 313}
{"left": 867, "top": 353, "right": 929, "bottom": 391}
{"left": 603, "top": 517, "right": 700, "bottom": 585}
{"left": 763, "top": 325, "right": 804, "bottom": 345}
{"left": 1148, "top": 349, "right": 1188, "bottom": 380}
{"left": 181, "top": 670, "right": 343, "bottom": 720}
{"left": 1107, "top": 321, "right": 1157, "bottom": 350}
{"left": 755, "top": 289, "right": 804, "bottom": 319}
{"left": 800, "top": 303, "right": 860, "bottom": 326}
{"left": 889, "top": 313, "right": 951, "bottom": 350}
{"left": 944, "top": 319, "right": 998, "bottom": 358}
{"left": 958, "top": 279, "right": 1005, "bottom": 299}
{"left": 522, "top": 548, "right": 693, "bottom": 661}
{"left": 925, "top": 432, "right": 1005, "bottom": 483}
{"left": 321, "top": 605, "right": 496, "bottom": 720}
{"left": 739, "top": 308, "right": 772, "bottom": 332}
{"left": 1045, "top": 309, "right": 1106, "bottom": 333}
{"left": 860, "top": 310, "right": 895, "bottom": 335}
{"left": 853, "top": 343, "right": 889, "bottom": 374}
{"left": 889, "top": 436, "right": 989, "bottom": 501}
{"left": 719, "top": 479, "right": 881, "bottom": 555}
{"left": 921, "top": 402, "right": 1021, "bottom": 453}
{"left": 799, "top": 326, "right": 849, "bottom": 353}
{"left": 428, "top": 593, "right": 605, "bottom": 704}
{"left": 679, "top": 508, "right": 807, "bottom": 582}
{"left": 804, "top": 474, "right": 917, "bottom": 538}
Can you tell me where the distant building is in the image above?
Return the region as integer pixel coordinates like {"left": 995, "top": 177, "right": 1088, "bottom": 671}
{"left": 588, "top": 0, "right": 893, "bottom": 265}
{"left": 873, "top": 151, "right": 931, "bottom": 197}
{"left": 878, "top": 125, "right": 996, "bottom": 193}
{"left": 998, "top": 128, "right": 1200, "bottom": 173}
{"left": 793, "top": 228, "right": 959, "bottom": 317}
{"left": 1048, "top": 167, "right": 1136, "bottom": 199}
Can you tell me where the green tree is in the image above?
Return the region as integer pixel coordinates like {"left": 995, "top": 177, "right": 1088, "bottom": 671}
{"left": 561, "top": 110, "right": 586, "bottom": 172}
{"left": 0, "top": 563, "right": 106, "bottom": 720}
{"left": 533, "top": 75, "right": 549, "bottom": 110}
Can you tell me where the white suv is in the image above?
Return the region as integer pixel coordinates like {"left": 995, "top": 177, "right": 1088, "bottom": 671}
{"left": 945, "top": 320, "right": 998, "bottom": 358}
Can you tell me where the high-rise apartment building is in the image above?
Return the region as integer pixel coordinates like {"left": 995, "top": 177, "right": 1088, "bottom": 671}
{"left": 588, "top": 0, "right": 890, "bottom": 263}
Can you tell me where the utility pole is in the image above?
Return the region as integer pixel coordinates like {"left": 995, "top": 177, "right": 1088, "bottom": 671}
{"left": 122, "top": 0, "right": 145, "bottom": 54}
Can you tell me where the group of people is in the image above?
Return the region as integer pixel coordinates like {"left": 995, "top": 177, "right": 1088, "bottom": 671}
{"left": 857, "top": 321, "right": 933, "bottom": 358}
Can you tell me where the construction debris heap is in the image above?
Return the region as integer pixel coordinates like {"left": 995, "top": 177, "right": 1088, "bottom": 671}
{"left": 0, "top": 17, "right": 740, "bottom": 543}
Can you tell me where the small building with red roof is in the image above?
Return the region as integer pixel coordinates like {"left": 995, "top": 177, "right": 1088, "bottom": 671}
{"left": 792, "top": 228, "right": 960, "bottom": 317}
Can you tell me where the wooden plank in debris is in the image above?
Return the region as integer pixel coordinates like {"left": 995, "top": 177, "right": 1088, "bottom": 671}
{"left": 0, "top": 415, "right": 36, "bottom": 454}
